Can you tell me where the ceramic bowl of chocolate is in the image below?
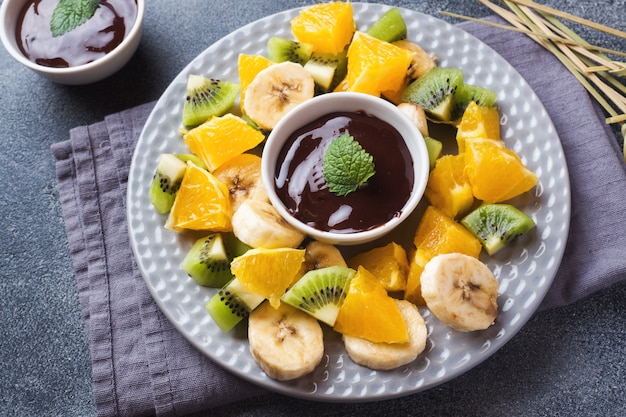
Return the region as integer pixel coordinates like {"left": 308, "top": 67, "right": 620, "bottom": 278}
{"left": 262, "top": 92, "right": 430, "bottom": 246}
{"left": 0, "top": 0, "right": 144, "bottom": 85}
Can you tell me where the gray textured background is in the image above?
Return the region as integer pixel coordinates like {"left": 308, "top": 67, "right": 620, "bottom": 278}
{"left": 1, "top": 1, "right": 625, "bottom": 416}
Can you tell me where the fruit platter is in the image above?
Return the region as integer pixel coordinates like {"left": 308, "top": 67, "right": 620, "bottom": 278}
{"left": 127, "top": 2, "right": 570, "bottom": 401}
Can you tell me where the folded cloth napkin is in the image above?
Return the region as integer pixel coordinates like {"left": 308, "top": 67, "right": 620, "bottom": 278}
{"left": 51, "top": 18, "right": 626, "bottom": 417}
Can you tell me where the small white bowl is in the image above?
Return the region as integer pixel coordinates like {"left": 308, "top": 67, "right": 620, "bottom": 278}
{"left": 262, "top": 92, "right": 430, "bottom": 246}
{"left": 0, "top": 0, "right": 144, "bottom": 85}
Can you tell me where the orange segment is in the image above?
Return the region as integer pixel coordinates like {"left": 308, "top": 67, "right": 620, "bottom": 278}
{"left": 404, "top": 206, "right": 482, "bottom": 305}
{"left": 230, "top": 247, "right": 306, "bottom": 308}
{"left": 464, "top": 138, "right": 538, "bottom": 203}
{"left": 334, "top": 266, "right": 408, "bottom": 343}
{"left": 383, "top": 39, "right": 437, "bottom": 104}
{"left": 456, "top": 101, "right": 501, "bottom": 152}
{"left": 404, "top": 251, "right": 425, "bottom": 305}
{"left": 238, "top": 54, "right": 273, "bottom": 115}
{"left": 346, "top": 31, "right": 415, "bottom": 97}
{"left": 424, "top": 154, "right": 474, "bottom": 219}
{"left": 165, "top": 162, "right": 232, "bottom": 232}
{"left": 184, "top": 113, "right": 265, "bottom": 172}
{"left": 290, "top": 1, "right": 355, "bottom": 55}
{"left": 346, "top": 242, "right": 409, "bottom": 292}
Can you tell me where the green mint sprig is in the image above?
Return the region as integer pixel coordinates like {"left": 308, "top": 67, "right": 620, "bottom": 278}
{"left": 50, "top": 0, "right": 100, "bottom": 37}
{"left": 323, "top": 133, "right": 375, "bottom": 196}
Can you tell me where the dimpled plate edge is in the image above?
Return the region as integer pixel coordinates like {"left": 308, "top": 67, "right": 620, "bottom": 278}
{"left": 126, "top": 3, "right": 570, "bottom": 402}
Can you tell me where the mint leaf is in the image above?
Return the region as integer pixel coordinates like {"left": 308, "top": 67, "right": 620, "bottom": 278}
{"left": 323, "top": 133, "right": 375, "bottom": 196}
{"left": 50, "top": 0, "right": 100, "bottom": 37}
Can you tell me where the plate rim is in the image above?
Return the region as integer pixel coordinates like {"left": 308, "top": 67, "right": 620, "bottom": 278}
{"left": 127, "top": 2, "right": 571, "bottom": 402}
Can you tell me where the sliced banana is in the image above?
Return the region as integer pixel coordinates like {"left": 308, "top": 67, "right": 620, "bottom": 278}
{"left": 343, "top": 300, "right": 427, "bottom": 371}
{"left": 248, "top": 301, "right": 324, "bottom": 381}
{"left": 421, "top": 253, "right": 499, "bottom": 332}
{"left": 303, "top": 240, "right": 347, "bottom": 271}
{"left": 213, "top": 153, "right": 268, "bottom": 213}
{"left": 243, "top": 61, "right": 315, "bottom": 130}
{"left": 397, "top": 102, "right": 429, "bottom": 137}
{"left": 231, "top": 199, "right": 305, "bottom": 249}
{"left": 392, "top": 39, "right": 437, "bottom": 80}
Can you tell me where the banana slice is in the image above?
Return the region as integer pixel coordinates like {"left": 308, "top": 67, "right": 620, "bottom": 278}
{"left": 243, "top": 61, "right": 315, "bottom": 130}
{"left": 231, "top": 199, "right": 305, "bottom": 249}
{"left": 392, "top": 39, "right": 437, "bottom": 80}
{"left": 213, "top": 153, "right": 268, "bottom": 213}
{"left": 397, "top": 102, "right": 429, "bottom": 137}
{"left": 248, "top": 301, "right": 324, "bottom": 381}
{"left": 343, "top": 300, "right": 427, "bottom": 371}
{"left": 421, "top": 253, "right": 499, "bottom": 332}
{"left": 303, "top": 240, "right": 347, "bottom": 271}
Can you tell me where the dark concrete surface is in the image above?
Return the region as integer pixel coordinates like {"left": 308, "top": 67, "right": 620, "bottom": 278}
{"left": 0, "top": 1, "right": 624, "bottom": 416}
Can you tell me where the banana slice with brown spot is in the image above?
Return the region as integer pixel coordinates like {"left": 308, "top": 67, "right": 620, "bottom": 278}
{"left": 243, "top": 61, "right": 315, "bottom": 130}
{"left": 213, "top": 153, "right": 268, "bottom": 213}
{"left": 248, "top": 301, "right": 324, "bottom": 381}
{"left": 343, "top": 299, "right": 427, "bottom": 370}
{"left": 421, "top": 252, "right": 499, "bottom": 332}
{"left": 397, "top": 102, "right": 429, "bottom": 137}
{"left": 303, "top": 240, "right": 348, "bottom": 271}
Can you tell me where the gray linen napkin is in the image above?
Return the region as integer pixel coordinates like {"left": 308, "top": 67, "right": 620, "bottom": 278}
{"left": 51, "top": 19, "right": 626, "bottom": 417}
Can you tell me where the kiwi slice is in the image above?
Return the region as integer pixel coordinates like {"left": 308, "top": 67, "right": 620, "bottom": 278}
{"left": 267, "top": 37, "right": 314, "bottom": 65}
{"left": 303, "top": 49, "right": 348, "bottom": 92}
{"left": 175, "top": 153, "right": 207, "bottom": 170}
{"left": 451, "top": 84, "right": 498, "bottom": 121}
{"left": 366, "top": 7, "right": 407, "bottom": 43}
{"left": 181, "top": 233, "right": 234, "bottom": 287}
{"left": 281, "top": 265, "right": 356, "bottom": 326}
{"left": 182, "top": 74, "right": 240, "bottom": 128}
{"left": 222, "top": 231, "right": 252, "bottom": 259}
{"left": 401, "top": 67, "right": 464, "bottom": 122}
{"left": 461, "top": 204, "right": 536, "bottom": 256}
{"left": 206, "top": 277, "right": 265, "bottom": 332}
{"left": 149, "top": 153, "right": 187, "bottom": 214}
{"left": 424, "top": 136, "right": 443, "bottom": 170}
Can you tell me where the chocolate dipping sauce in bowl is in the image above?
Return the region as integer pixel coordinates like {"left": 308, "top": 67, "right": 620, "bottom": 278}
{"left": 0, "top": 0, "right": 144, "bottom": 85}
{"left": 262, "top": 92, "right": 430, "bottom": 246}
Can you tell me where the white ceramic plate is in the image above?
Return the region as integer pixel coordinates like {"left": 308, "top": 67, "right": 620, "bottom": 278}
{"left": 127, "top": 3, "right": 570, "bottom": 402}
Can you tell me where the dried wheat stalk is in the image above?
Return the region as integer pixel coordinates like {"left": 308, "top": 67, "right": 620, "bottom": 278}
{"left": 442, "top": 0, "right": 626, "bottom": 161}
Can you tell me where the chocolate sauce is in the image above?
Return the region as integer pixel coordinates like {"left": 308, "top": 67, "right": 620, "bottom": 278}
{"left": 16, "top": 0, "right": 137, "bottom": 68}
{"left": 275, "top": 111, "right": 415, "bottom": 234}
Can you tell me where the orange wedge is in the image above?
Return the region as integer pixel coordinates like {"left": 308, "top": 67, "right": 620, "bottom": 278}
{"left": 165, "top": 162, "right": 232, "bottom": 232}
{"left": 184, "top": 113, "right": 265, "bottom": 172}
{"left": 346, "top": 31, "right": 415, "bottom": 97}
{"left": 346, "top": 242, "right": 409, "bottom": 292}
{"left": 230, "top": 247, "right": 306, "bottom": 308}
{"left": 464, "top": 138, "right": 538, "bottom": 203}
{"left": 290, "top": 1, "right": 355, "bottom": 55}
{"left": 334, "top": 266, "right": 408, "bottom": 343}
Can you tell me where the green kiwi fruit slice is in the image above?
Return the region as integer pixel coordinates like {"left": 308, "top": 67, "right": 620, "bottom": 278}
{"left": 182, "top": 74, "right": 240, "bottom": 128}
{"left": 281, "top": 265, "right": 356, "bottom": 326}
{"left": 451, "top": 83, "right": 498, "bottom": 121}
{"left": 424, "top": 136, "right": 443, "bottom": 170}
{"left": 303, "top": 49, "right": 348, "bottom": 92}
{"left": 175, "top": 153, "right": 207, "bottom": 170}
{"left": 149, "top": 153, "right": 187, "bottom": 214}
{"left": 205, "top": 277, "right": 265, "bottom": 332}
{"left": 401, "top": 67, "right": 464, "bottom": 122}
{"left": 181, "top": 233, "right": 234, "bottom": 287}
{"left": 461, "top": 204, "right": 536, "bottom": 256}
{"left": 366, "top": 7, "right": 407, "bottom": 43}
{"left": 266, "top": 36, "right": 314, "bottom": 65}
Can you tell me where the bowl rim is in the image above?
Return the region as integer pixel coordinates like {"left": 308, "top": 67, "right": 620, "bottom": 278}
{"left": 261, "top": 91, "right": 430, "bottom": 246}
{"left": 0, "top": 0, "right": 145, "bottom": 75}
